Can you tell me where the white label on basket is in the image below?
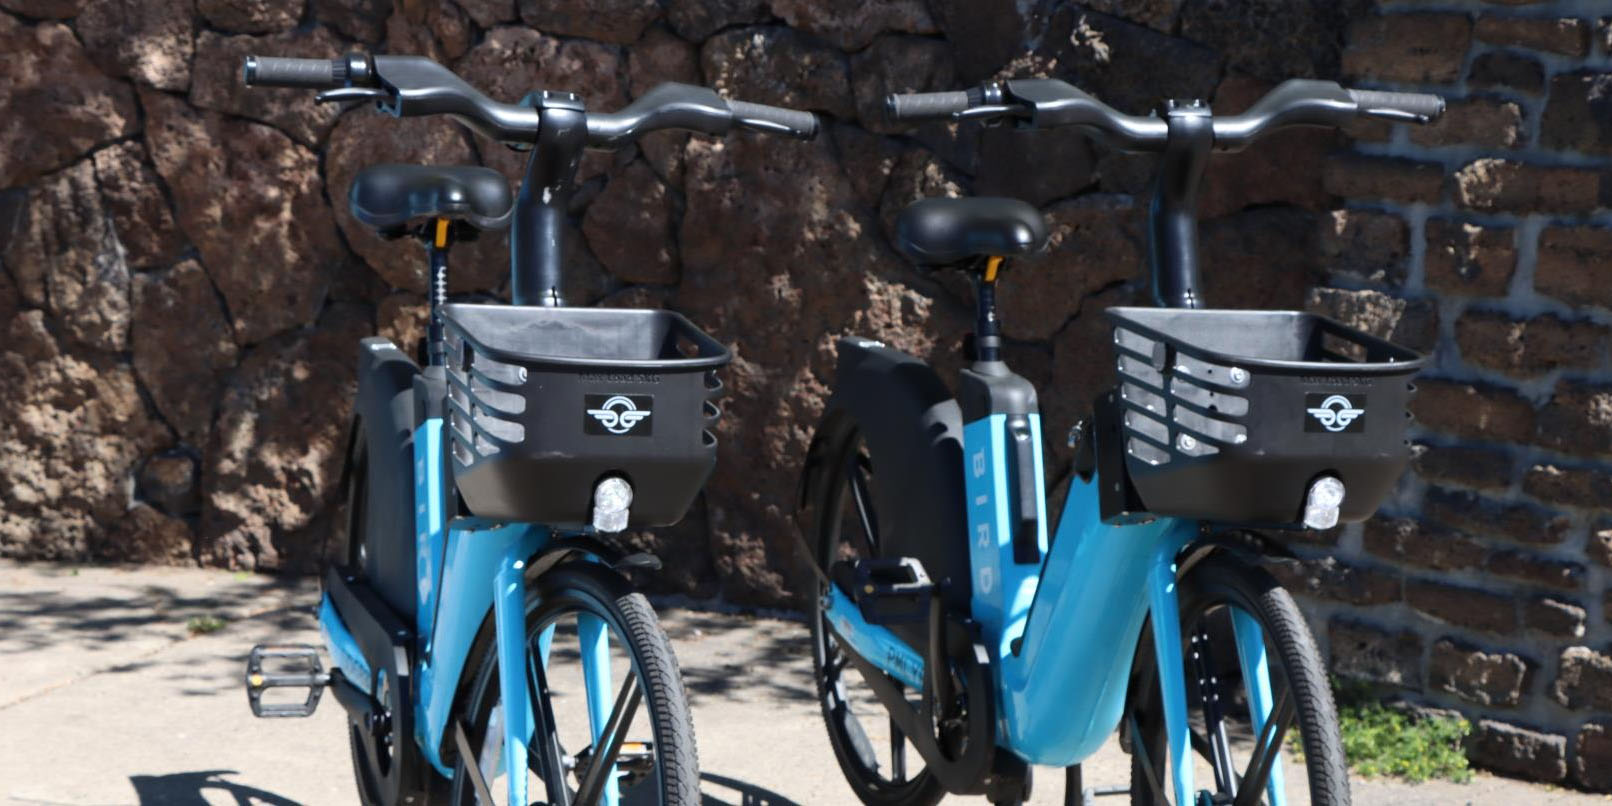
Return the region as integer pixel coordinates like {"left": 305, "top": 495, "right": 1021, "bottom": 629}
{"left": 585, "top": 394, "right": 654, "bottom": 436}
{"left": 1305, "top": 393, "right": 1365, "bottom": 433}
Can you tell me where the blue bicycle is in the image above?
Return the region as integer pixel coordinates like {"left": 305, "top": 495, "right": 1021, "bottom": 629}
{"left": 235, "top": 51, "right": 816, "bottom": 806}
{"left": 800, "top": 80, "right": 1442, "bottom": 805}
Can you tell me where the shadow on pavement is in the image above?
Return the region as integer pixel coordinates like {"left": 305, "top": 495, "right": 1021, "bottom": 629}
{"left": 701, "top": 771, "right": 805, "bottom": 805}
{"left": 128, "top": 770, "right": 303, "bottom": 805}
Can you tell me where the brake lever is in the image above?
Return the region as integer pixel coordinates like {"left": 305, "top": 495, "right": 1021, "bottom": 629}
{"left": 316, "top": 87, "right": 390, "bottom": 104}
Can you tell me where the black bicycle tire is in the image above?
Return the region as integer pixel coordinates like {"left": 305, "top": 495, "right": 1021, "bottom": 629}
{"left": 1127, "top": 552, "right": 1349, "bottom": 806}
{"left": 448, "top": 562, "right": 700, "bottom": 806}
{"left": 806, "top": 421, "right": 947, "bottom": 806}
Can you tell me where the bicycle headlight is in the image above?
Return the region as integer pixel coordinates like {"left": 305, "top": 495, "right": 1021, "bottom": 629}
{"left": 1302, "top": 475, "right": 1345, "bottom": 530}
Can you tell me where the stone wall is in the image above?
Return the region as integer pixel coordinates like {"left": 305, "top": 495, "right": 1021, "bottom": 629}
{"left": 0, "top": 0, "right": 1609, "bottom": 789}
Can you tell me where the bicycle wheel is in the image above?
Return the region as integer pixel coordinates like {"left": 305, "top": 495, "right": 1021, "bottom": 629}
{"left": 449, "top": 562, "right": 699, "bottom": 806}
{"left": 1127, "top": 552, "right": 1348, "bottom": 806}
{"left": 806, "top": 424, "right": 947, "bottom": 806}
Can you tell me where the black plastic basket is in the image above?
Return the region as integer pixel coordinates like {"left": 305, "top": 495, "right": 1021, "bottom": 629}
{"left": 1105, "top": 307, "right": 1427, "bottom": 527}
{"left": 442, "top": 303, "right": 729, "bottom": 528}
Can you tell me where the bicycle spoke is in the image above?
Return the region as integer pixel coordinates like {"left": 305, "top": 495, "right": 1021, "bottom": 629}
{"left": 1127, "top": 713, "right": 1171, "bottom": 806}
{"left": 527, "top": 642, "right": 573, "bottom": 806}
{"left": 1189, "top": 625, "right": 1238, "bottom": 797}
{"left": 454, "top": 718, "right": 499, "bottom": 806}
{"left": 574, "top": 674, "right": 643, "bottom": 806}
{"left": 846, "top": 455, "right": 880, "bottom": 556}
{"left": 1233, "top": 686, "right": 1295, "bottom": 806}
{"left": 890, "top": 716, "right": 906, "bottom": 782}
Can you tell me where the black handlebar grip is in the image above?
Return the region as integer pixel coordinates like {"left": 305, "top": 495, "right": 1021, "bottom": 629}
{"left": 1347, "top": 89, "right": 1445, "bottom": 122}
{"left": 242, "top": 55, "right": 344, "bottom": 88}
{"left": 727, "top": 100, "right": 820, "bottom": 140}
{"left": 886, "top": 90, "right": 970, "bottom": 122}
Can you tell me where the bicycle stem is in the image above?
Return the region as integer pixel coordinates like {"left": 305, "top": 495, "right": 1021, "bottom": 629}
{"left": 1147, "top": 100, "right": 1213, "bottom": 310}
{"left": 511, "top": 91, "right": 588, "bottom": 307}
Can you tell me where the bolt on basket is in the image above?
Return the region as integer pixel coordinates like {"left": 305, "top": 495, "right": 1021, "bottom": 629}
{"left": 1105, "top": 307, "right": 1427, "bottom": 528}
{"left": 441, "top": 303, "right": 729, "bottom": 529}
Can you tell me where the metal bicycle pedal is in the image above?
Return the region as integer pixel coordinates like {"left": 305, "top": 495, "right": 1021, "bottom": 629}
{"left": 832, "top": 556, "right": 934, "bottom": 625}
{"left": 245, "top": 644, "right": 330, "bottom": 718}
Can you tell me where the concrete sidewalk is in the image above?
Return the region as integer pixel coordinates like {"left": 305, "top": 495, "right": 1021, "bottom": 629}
{"left": 0, "top": 559, "right": 1602, "bottom": 805}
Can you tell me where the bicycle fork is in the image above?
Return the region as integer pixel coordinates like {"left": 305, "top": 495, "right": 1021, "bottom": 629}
{"left": 1145, "top": 545, "right": 1285, "bottom": 806}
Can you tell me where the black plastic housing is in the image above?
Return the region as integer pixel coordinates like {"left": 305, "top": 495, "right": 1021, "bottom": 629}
{"left": 1105, "top": 307, "right": 1426, "bottom": 527}
{"left": 442, "top": 304, "right": 729, "bottom": 528}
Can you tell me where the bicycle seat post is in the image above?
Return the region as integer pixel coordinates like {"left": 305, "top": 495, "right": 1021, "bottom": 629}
{"left": 426, "top": 217, "right": 450, "bottom": 366}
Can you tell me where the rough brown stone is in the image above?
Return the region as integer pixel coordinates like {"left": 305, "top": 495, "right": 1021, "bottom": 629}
{"left": 132, "top": 260, "right": 238, "bottom": 447}
{"left": 454, "top": 0, "right": 515, "bottom": 28}
{"left": 1537, "top": 226, "right": 1612, "bottom": 309}
{"left": 1468, "top": 719, "right": 1568, "bottom": 782}
{"left": 850, "top": 36, "right": 956, "bottom": 136}
{"left": 190, "top": 27, "right": 347, "bottom": 148}
{"left": 1363, "top": 515, "right": 1488, "bottom": 571}
{"left": 0, "top": 312, "right": 167, "bottom": 560}
{"left": 1457, "top": 312, "right": 1608, "bottom": 377}
{"left": 1455, "top": 159, "right": 1602, "bottom": 213}
{"left": 1306, "top": 288, "right": 1437, "bottom": 354}
{"left": 385, "top": 1, "right": 473, "bottom": 62}
{"left": 1410, "top": 380, "right": 1535, "bottom": 444}
{"left": 1536, "top": 380, "right": 1612, "bottom": 459}
{"left": 1606, "top": 590, "right": 1612, "bottom": 624}
{"left": 90, "top": 142, "right": 183, "bottom": 270}
{"left": 702, "top": 27, "right": 855, "bottom": 120}
{"left": 1487, "top": 549, "right": 1584, "bottom": 591}
{"left": 1430, "top": 638, "right": 1533, "bottom": 706}
{"left": 518, "top": 0, "right": 660, "bottom": 44}
{"left": 2, "top": 158, "right": 130, "bottom": 352}
{"left": 1203, "top": 74, "right": 1338, "bottom": 218}
{"left": 583, "top": 161, "right": 678, "bottom": 286}
{"left": 1468, "top": 50, "right": 1546, "bottom": 94}
{"left": 77, "top": 0, "right": 194, "bottom": 91}
{"left": 1410, "top": 442, "right": 1513, "bottom": 492}
{"left": 1329, "top": 619, "right": 1423, "bottom": 688}
{"left": 665, "top": 0, "right": 768, "bottom": 41}
{"left": 1181, "top": 0, "right": 1371, "bottom": 81}
{"left": 201, "top": 304, "right": 370, "bottom": 571}
{"left": 1034, "top": 7, "right": 1221, "bottom": 116}
{"left": 1424, "top": 486, "right": 1570, "bottom": 545}
{"left": 1424, "top": 219, "right": 1516, "bottom": 298}
{"left": 1475, "top": 16, "right": 1590, "bottom": 57}
{"left": 459, "top": 27, "right": 627, "bottom": 183}
{"left": 1343, "top": 13, "right": 1472, "bottom": 84}
{"left": 1410, "top": 97, "right": 1523, "bottom": 148}
{"left": 1577, "top": 720, "right": 1612, "bottom": 791}
{"left": 375, "top": 292, "right": 426, "bottom": 356}
{"left": 1553, "top": 646, "right": 1612, "bottom": 711}
{"left": 0, "top": 0, "right": 81, "bottom": 16}
{"left": 1522, "top": 464, "right": 1612, "bottom": 510}
{"left": 1541, "top": 71, "right": 1612, "bottom": 155}
{"left": 1316, "top": 209, "right": 1408, "bottom": 285}
{"left": 0, "top": 18, "right": 140, "bottom": 187}
{"left": 924, "top": 0, "right": 1027, "bottom": 83}
{"left": 1526, "top": 596, "right": 1586, "bottom": 638}
{"left": 91, "top": 503, "right": 194, "bottom": 564}
{"left": 829, "top": 125, "right": 902, "bottom": 214}
{"left": 1080, "top": 0, "right": 1180, "bottom": 32}
{"left": 1199, "top": 206, "right": 1320, "bottom": 310}
{"left": 310, "top": 0, "right": 389, "bottom": 42}
{"left": 998, "top": 199, "right": 1141, "bottom": 340}
{"left": 1045, "top": 285, "right": 1142, "bottom": 458}
{"left": 141, "top": 89, "right": 341, "bottom": 345}
{"left": 198, "top": 0, "right": 302, "bottom": 33}
{"left": 1322, "top": 154, "right": 1443, "bottom": 203}
{"left": 877, "top": 147, "right": 966, "bottom": 246}
{"left": 138, "top": 453, "right": 200, "bottom": 517}
{"left": 771, "top": 0, "right": 937, "bottom": 51}
{"left": 1268, "top": 556, "right": 1401, "bottom": 606}
{"left": 1407, "top": 578, "right": 1518, "bottom": 634}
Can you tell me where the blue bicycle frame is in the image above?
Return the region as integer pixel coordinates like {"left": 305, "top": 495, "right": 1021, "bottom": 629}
{"left": 824, "top": 412, "right": 1285, "bottom": 806}
{"left": 318, "top": 417, "right": 620, "bottom": 806}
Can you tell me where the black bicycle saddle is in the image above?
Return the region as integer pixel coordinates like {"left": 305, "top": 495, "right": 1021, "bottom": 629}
{"left": 895, "top": 197, "right": 1049, "bottom": 265}
{"left": 349, "top": 164, "right": 513, "bottom": 236}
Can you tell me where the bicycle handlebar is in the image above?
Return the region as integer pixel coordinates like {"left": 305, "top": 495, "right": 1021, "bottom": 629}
{"left": 242, "top": 51, "right": 819, "bottom": 146}
{"left": 886, "top": 78, "right": 1444, "bottom": 152}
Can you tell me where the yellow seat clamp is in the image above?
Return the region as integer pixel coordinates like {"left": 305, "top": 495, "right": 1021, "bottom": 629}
{"left": 434, "top": 218, "right": 449, "bottom": 248}
{"left": 984, "top": 255, "right": 1003, "bottom": 283}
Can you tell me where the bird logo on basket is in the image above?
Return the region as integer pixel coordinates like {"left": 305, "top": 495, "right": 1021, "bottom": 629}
{"left": 586, "top": 394, "right": 653, "bottom": 436}
{"left": 1306, "top": 394, "right": 1365, "bottom": 433}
